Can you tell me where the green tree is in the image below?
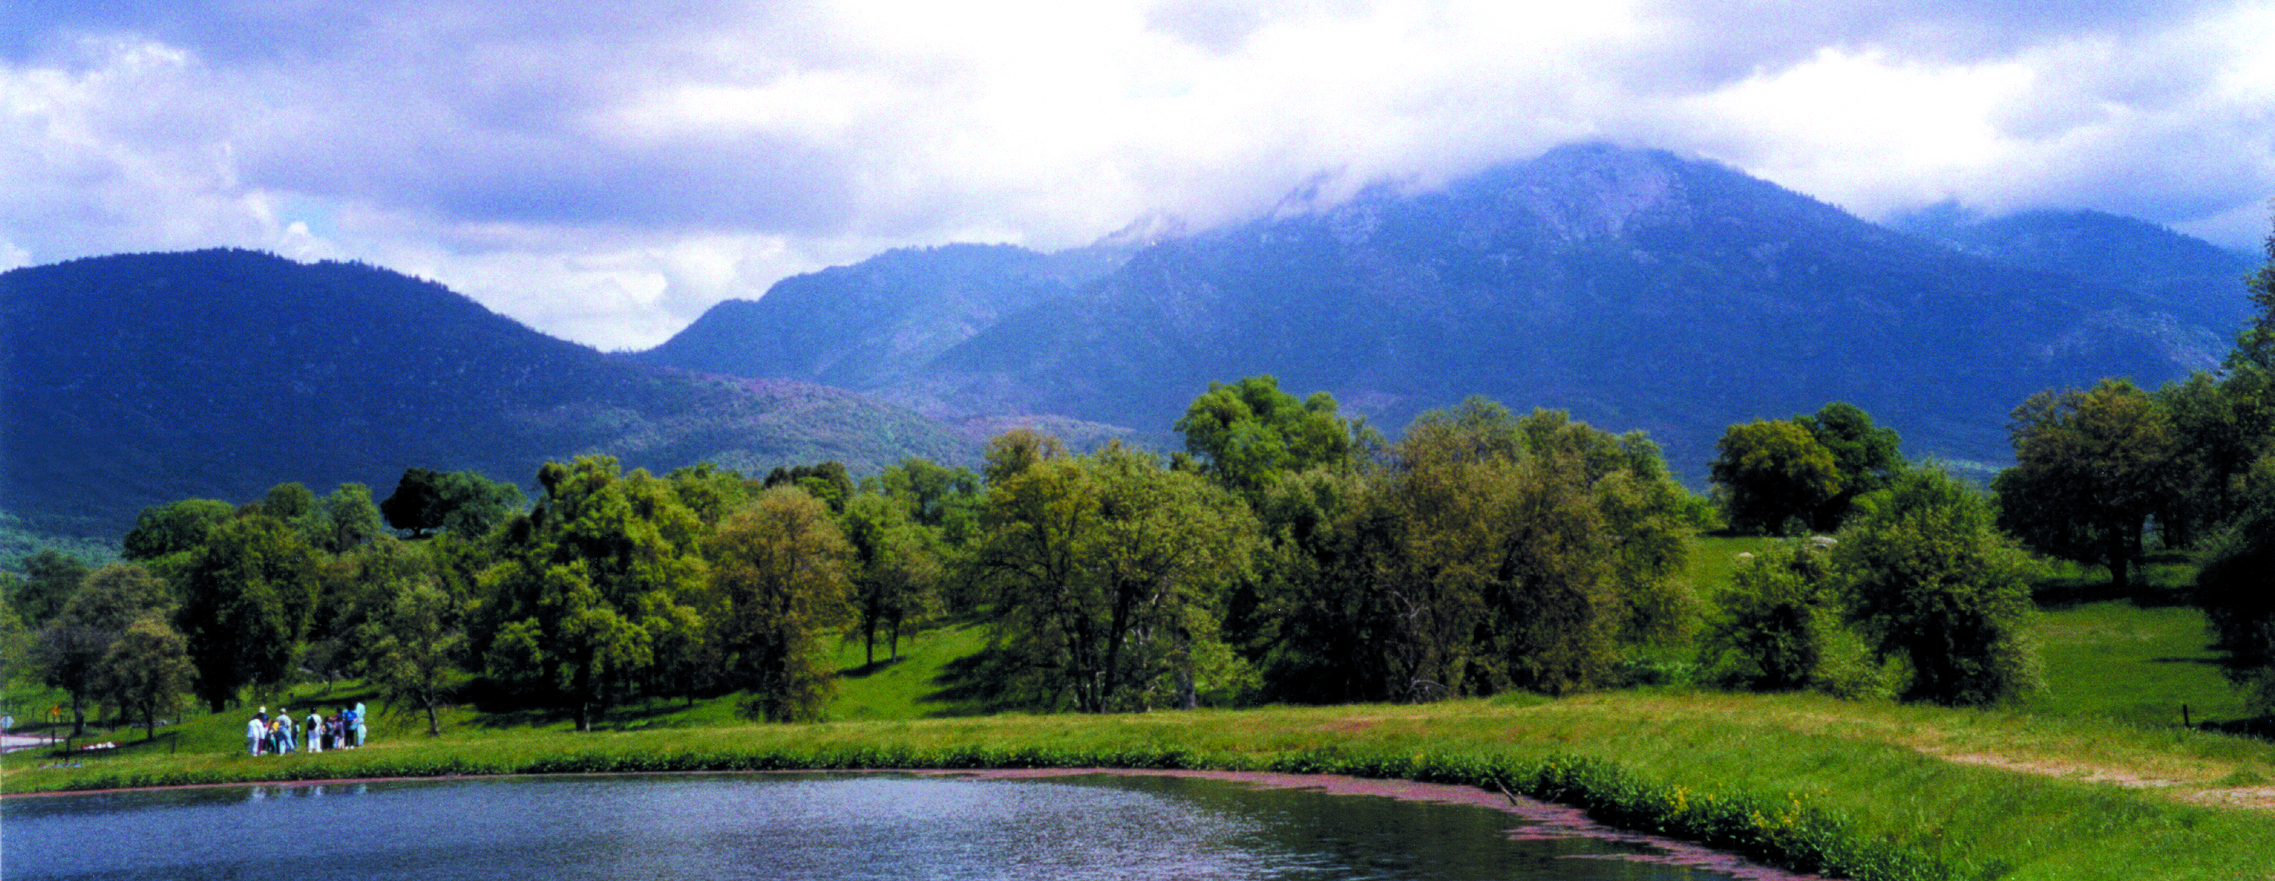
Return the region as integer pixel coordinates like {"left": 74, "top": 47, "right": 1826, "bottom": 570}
{"left": 360, "top": 577, "right": 467, "bottom": 736}
{"left": 1084, "top": 446, "right": 1263, "bottom": 710}
{"left": 1175, "top": 375, "right": 1356, "bottom": 496}
{"left": 1519, "top": 410, "right": 1706, "bottom": 643}
{"left": 1795, "top": 402, "right": 1906, "bottom": 529}
{"left": 1838, "top": 468, "right": 2042, "bottom": 706}
{"left": 9, "top": 549, "right": 89, "bottom": 627}
{"left": 868, "top": 458, "right": 987, "bottom": 611}
{"left": 258, "top": 482, "right": 318, "bottom": 521}
{"left": 872, "top": 457, "right": 985, "bottom": 539}
{"left": 2227, "top": 208, "right": 2275, "bottom": 378}
{"left": 2193, "top": 491, "right": 2275, "bottom": 715}
{"left": 1249, "top": 466, "right": 1405, "bottom": 703}
{"left": 1383, "top": 400, "right": 1620, "bottom": 697}
{"left": 764, "top": 462, "right": 855, "bottom": 514}
{"left": 1994, "top": 379, "right": 2174, "bottom": 591}
{"left": 975, "top": 439, "right": 1263, "bottom": 712}
{"left": 2156, "top": 372, "right": 2271, "bottom": 547}
{"left": 121, "top": 499, "right": 236, "bottom": 588}
{"left": 1700, "top": 541, "right": 1837, "bottom": 691}
{"left": 313, "top": 483, "right": 385, "bottom": 554}
{"left": 35, "top": 564, "right": 169, "bottom": 734}
{"left": 708, "top": 487, "right": 856, "bottom": 722}
{"left": 0, "top": 590, "right": 32, "bottom": 689}
{"left": 175, "top": 514, "right": 321, "bottom": 712}
{"left": 1256, "top": 401, "right": 1697, "bottom": 703}
{"left": 981, "top": 428, "right": 1069, "bottom": 486}
{"left": 96, "top": 611, "right": 194, "bottom": 740}
{"left": 841, "top": 492, "right": 941, "bottom": 666}
{"left": 298, "top": 536, "right": 417, "bottom": 693}
{"left": 665, "top": 463, "right": 756, "bottom": 528}
{"left": 381, "top": 468, "right": 526, "bottom": 539}
{"left": 482, "top": 457, "right": 708, "bottom": 730}
{"left": 1710, "top": 419, "right": 1843, "bottom": 535}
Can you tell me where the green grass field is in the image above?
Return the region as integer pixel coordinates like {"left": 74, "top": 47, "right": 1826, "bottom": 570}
{"left": 7, "top": 545, "right": 2274, "bottom": 880}
{"left": 826, "top": 616, "right": 994, "bottom": 720}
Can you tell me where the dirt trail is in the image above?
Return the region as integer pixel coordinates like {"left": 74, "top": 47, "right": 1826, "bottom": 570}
{"left": 0, "top": 731, "right": 63, "bottom": 754}
{"left": 1932, "top": 749, "right": 2275, "bottom": 811}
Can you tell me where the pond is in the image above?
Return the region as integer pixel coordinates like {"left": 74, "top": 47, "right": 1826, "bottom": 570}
{"left": 1, "top": 772, "right": 1807, "bottom": 880}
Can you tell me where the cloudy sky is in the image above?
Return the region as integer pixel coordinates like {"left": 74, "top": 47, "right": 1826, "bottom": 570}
{"left": 6, "top": 0, "right": 2273, "bottom": 350}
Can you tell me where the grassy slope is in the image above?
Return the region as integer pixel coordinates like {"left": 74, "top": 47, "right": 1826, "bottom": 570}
{"left": 8, "top": 546, "right": 2275, "bottom": 880}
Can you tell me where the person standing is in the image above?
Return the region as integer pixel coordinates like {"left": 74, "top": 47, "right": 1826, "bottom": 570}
{"left": 245, "top": 715, "right": 266, "bottom": 756}
{"left": 305, "top": 710, "right": 324, "bottom": 753}
{"left": 353, "top": 702, "right": 367, "bottom": 748}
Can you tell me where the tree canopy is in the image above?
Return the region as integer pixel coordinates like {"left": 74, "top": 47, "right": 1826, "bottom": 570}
{"left": 1174, "top": 375, "right": 1357, "bottom": 496}
{"left": 1993, "top": 379, "right": 2173, "bottom": 591}
{"left": 1839, "top": 468, "right": 2041, "bottom": 707}
{"left": 1710, "top": 419, "right": 1842, "bottom": 535}
{"left": 481, "top": 457, "right": 709, "bottom": 731}
{"left": 380, "top": 468, "right": 525, "bottom": 539}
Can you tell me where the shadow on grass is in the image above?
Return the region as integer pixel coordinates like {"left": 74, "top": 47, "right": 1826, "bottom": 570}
{"left": 2031, "top": 562, "right": 2197, "bottom": 610}
{"left": 918, "top": 645, "right": 1031, "bottom": 717}
{"left": 462, "top": 681, "right": 721, "bottom": 732}
{"left": 44, "top": 730, "right": 181, "bottom": 759}
{"left": 2202, "top": 715, "right": 2275, "bottom": 740}
{"left": 838, "top": 658, "right": 906, "bottom": 680}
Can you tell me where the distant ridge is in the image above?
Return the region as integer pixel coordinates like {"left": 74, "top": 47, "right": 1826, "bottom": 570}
{"left": 0, "top": 249, "right": 976, "bottom": 536}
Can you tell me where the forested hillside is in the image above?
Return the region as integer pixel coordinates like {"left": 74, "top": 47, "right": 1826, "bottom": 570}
{"left": 1898, "top": 206, "right": 2257, "bottom": 333}
{"left": 0, "top": 250, "right": 976, "bottom": 538}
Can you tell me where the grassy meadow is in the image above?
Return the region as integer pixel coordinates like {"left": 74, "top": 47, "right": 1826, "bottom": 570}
{"left": 6, "top": 538, "right": 2274, "bottom": 881}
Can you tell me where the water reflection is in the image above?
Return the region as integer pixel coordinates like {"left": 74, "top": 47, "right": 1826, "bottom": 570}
{"left": 3, "top": 773, "right": 1738, "bottom": 881}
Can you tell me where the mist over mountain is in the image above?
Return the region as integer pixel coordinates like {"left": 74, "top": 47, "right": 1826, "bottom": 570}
{"left": 647, "top": 144, "right": 2241, "bottom": 476}
{"left": 0, "top": 249, "right": 975, "bottom": 537}
{"left": 633, "top": 242, "right": 1135, "bottom": 399}
{"left": 5, "top": 144, "right": 2251, "bottom": 540}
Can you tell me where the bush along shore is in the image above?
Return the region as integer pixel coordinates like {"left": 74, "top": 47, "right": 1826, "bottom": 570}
{"left": 9, "top": 696, "right": 2274, "bottom": 881}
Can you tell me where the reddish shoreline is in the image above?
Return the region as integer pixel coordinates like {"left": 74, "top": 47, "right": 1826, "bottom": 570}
{"left": 6, "top": 767, "right": 1827, "bottom": 880}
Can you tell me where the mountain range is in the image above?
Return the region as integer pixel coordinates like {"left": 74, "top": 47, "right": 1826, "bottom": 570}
{"left": 644, "top": 144, "right": 2251, "bottom": 475}
{"left": 0, "top": 250, "right": 975, "bottom": 537}
{"left": 2, "top": 143, "right": 2256, "bottom": 540}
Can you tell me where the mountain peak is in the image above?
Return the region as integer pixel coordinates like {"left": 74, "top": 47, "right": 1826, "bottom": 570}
{"left": 1505, "top": 143, "right": 1690, "bottom": 241}
{"left": 1093, "top": 212, "right": 1189, "bottom": 249}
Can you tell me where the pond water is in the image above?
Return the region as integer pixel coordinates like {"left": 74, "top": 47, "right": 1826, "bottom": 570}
{"left": 1, "top": 773, "right": 1788, "bottom": 880}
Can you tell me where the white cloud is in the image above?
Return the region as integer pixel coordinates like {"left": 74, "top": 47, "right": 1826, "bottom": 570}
{"left": 3, "top": 0, "right": 2273, "bottom": 349}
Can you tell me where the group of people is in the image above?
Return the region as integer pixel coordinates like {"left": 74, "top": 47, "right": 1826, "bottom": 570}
{"left": 245, "top": 704, "right": 366, "bottom": 756}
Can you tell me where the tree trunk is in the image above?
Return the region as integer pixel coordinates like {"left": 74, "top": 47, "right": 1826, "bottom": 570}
{"left": 2108, "top": 532, "right": 2133, "bottom": 593}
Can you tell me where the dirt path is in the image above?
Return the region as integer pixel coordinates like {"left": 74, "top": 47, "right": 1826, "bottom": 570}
{"left": 1931, "top": 749, "right": 2275, "bottom": 811}
{"left": 0, "top": 731, "right": 63, "bottom": 754}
